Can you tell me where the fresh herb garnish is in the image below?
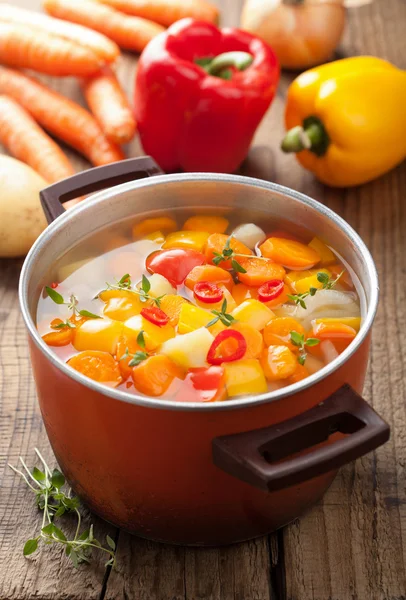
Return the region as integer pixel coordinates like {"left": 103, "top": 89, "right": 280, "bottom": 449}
{"left": 119, "top": 331, "right": 149, "bottom": 367}
{"left": 45, "top": 287, "right": 101, "bottom": 321}
{"left": 290, "top": 331, "right": 320, "bottom": 365}
{"left": 212, "top": 236, "right": 248, "bottom": 273}
{"left": 287, "top": 270, "right": 344, "bottom": 309}
{"left": 206, "top": 298, "right": 237, "bottom": 328}
{"left": 103, "top": 274, "right": 165, "bottom": 308}
{"left": 8, "top": 449, "right": 116, "bottom": 569}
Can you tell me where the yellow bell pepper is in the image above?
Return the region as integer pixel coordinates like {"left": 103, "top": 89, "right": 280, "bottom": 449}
{"left": 285, "top": 268, "right": 330, "bottom": 291}
{"left": 281, "top": 57, "right": 406, "bottom": 187}
{"left": 162, "top": 231, "right": 210, "bottom": 252}
{"left": 308, "top": 238, "right": 336, "bottom": 266}
{"left": 124, "top": 315, "right": 175, "bottom": 350}
{"left": 177, "top": 303, "right": 225, "bottom": 336}
{"left": 224, "top": 359, "right": 268, "bottom": 397}
{"left": 231, "top": 299, "right": 274, "bottom": 330}
{"left": 74, "top": 318, "right": 123, "bottom": 355}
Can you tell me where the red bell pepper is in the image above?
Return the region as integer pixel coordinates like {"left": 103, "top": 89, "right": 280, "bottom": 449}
{"left": 134, "top": 18, "right": 279, "bottom": 173}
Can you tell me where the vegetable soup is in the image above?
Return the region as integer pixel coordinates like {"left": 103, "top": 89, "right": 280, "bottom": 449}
{"left": 37, "top": 209, "right": 363, "bottom": 402}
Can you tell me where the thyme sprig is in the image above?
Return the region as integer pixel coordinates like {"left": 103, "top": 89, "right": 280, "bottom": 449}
{"left": 45, "top": 287, "right": 100, "bottom": 321}
{"left": 103, "top": 274, "right": 165, "bottom": 308}
{"left": 206, "top": 298, "right": 237, "bottom": 328}
{"left": 288, "top": 270, "right": 344, "bottom": 309}
{"left": 290, "top": 331, "right": 320, "bottom": 365}
{"left": 212, "top": 236, "right": 248, "bottom": 274}
{"left": 119, "top": 331, "right": 149, "bottom": 367}
{"left": 8, "top": 449, "right": 116, "bottom": 569}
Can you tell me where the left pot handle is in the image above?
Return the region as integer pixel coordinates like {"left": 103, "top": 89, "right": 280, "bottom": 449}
{"left": 212, "top": 384, "right": 389, "bottom": 492}
{"left": 40, "top": 156, "right": 163, "bottom": 224}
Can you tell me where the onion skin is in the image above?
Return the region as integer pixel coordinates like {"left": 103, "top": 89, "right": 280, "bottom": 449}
{"left": 240, "top": 0, "right": 346, "bottom": 70}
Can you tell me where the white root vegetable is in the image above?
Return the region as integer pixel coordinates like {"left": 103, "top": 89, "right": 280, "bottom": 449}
{"left": 232, "top": 223, "right": 266, "bottom": 250}
{"left": 140, "top": 273, "right": 176, "bottom": 298}
{"left": 160, "top": 327, "right": 214, "bottom": 369}
{"left": 0, "top": 155, "right": 48, "bottom": 257}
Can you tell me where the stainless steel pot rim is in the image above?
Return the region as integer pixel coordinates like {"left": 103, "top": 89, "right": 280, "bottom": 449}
{"left": 20, "top": 172, "right": 379, "bottom": 412}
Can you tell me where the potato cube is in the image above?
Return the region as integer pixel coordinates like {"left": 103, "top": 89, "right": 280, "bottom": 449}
{"left": 160, "top": 327, "right": 214, "bottom": 369}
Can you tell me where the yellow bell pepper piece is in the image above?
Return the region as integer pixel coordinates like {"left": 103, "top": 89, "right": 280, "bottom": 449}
{"left": 160, "top": 327, "right": 214, "bottom": 369}
{"left": 282, "top": 57, "right": 406, "bottom": 187}
{"left": 103, "top": 297, "right": 145, "bottom": 321}
{"left": 293, "top": 271, "right": 333, "bottom": 295}
{"left": 132, "top": 216, "right": 177, "bottom": 238}
{"left": 182, "top": 215, "right": 229, "bottom": 234}
{"left": 177, "top": 303, "right": 224, "bottom": 336}
{"left": 124, "top": 315, "right": 175, "bottom": 351}
{"left": 162, "top": 231, "right": 210, "bottom": 252}
{"left": 224, "top": 359, "right": 268, "bottom": 397}
{"left": 308, "top": 238, "right": 336, "bottom": 266}
{"left": 285, "top": 268, "right": 330, "bottom": 291}
{"left": 74, "top": 318, "right": 123, "bottom": 355}
{"left": 312, "top": 317, "right": 361, "bottom": 332}
{"left": 143, "top": 230, "right": 165, "bottom": 243}
{"left": 231, "top": 299, "right": 274, "bottom": 331}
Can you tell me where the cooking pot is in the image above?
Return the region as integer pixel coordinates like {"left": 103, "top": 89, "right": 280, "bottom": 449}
{"left": 19, "top": 156, "right": 389, "bottom": 546}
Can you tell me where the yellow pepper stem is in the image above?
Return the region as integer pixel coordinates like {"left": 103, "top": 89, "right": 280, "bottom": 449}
{"left": 281, "top": 116, "right": 330, "bottom": 156}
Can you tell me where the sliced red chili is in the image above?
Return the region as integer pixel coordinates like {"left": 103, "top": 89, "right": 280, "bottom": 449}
{"left": 257, "top": 279, "right": 284, "bottom": 303}
{"left": 141, "top": 306, "right": 169, "bottom": 327}
{"left": 51, "top": 282, "right": 59, "bottom": 289}
{"left": 207, "top": 330, "right": 247, "bottom": 366}
{"left": 194, "top": 281, "right": 224, "bottom": 304}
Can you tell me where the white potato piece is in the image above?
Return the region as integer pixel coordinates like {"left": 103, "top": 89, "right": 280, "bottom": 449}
{"left": 231, "top": 223, "right": 266, "bottom": 250}
{"left": 139, "top": 273, "right": 176, "bottom": 298}
{"left": 0, "top": 156, "right": 48, "bottom": 257}
{"left": 160, "top": 327, "right": 214, "bottom": 369}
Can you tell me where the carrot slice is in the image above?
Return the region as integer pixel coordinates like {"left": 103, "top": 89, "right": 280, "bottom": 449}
{"left": 312, "top": 321, "right": 357, "bottom": 354}
{"left": 229, "top": 322, "right": 264, "bottom": 359}
{"left": 0, "top": 95, "right": 74, "bottom": 183}
{"left": 0, "top": 2, "right": 119, "bottom": 62}
{"left": 67, "top": 350, "right": 122, "bottom": 386}
{"left": 43, "top": 0, "right": 165, "bottom": 54}
{"left": 42, "top": 328, "right": 74, "bottom": 347}
{"left": 236, "top": 257, "right": 286, "bottom": 287}
{"left": 92, "top": 0, "right": 219, "bottom": 27}
{"left": 183, "top": 215, "right": 229, "bottom": 234}
{"left": 260, "top": 345, "right": 298, "bottom": 382}
{"left": 205, "top": 233, "right": 252, "bottom": 270}
{"left": 185, "top": 265, "right": 233, "bottom": 292}
{"left": 159, "top": 295, "right": 190, "bottom": 327}
{"left": 0, "top": 68, "right": 124, "bottom": 166}
{"left": 132, "top": 354, "right": 184, "bottom": 396}
{"left": 81, "top": 67, "right": 137, "bottom": 145}
{"left": 286, "top": 363, "right": 309, "bottom": 384}
{"left": 267, "top": 230, "right": 302, "bottom": 242}
{"left": 260, "top": 237, "right": 321, "bottom": 270}
{"left": 263, "top": 317, "right": 305, "bottom": 351}
{"left": 0, "top": 22, "right": 104, "bottom": 77}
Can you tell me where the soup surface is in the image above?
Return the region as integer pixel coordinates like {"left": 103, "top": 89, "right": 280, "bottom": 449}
{"left": 37, "top": 210, "right": 363, "bottom": 402}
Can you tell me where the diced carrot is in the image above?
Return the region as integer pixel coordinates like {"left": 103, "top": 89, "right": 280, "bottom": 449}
{"left": 43, "top": 0, "right": 165, "bottom": 54}
{"left": 185, "top": 265, "right": 234, "bottom": 291}
{"left": 229, "top": 322, "right": 264, "bottom": 359}
{"left": 263, "top": 317, "right": 305, "bottom": 351}
{"left": 91, "top": 0, "right": 219, "bottom": 27}
{"left": 286, "top": 364, "right": 309, "bottom": 384}
{"left": 205, "top": 233, "right": 252, "bottom": 270}
{"left": 0, "top": 21, "right": 104, "bottom": 77}
{"left": 67, "top": 350, "right": 122, "bottom": 386}
{"left": 329, "top": 264, "right": 354, "bottom": 290}
{"left": 260, "top": 345, "right": 298, "bottom": 382}
{"left": 132, "top": 216, "right": 177, "bottom": 238}
{"left": 42, "top": 327, "right": 74, "bottom": 347}
{"left": 236, "top": 256, "right": 286, "bottom": 287}
{"left": 132, "top": 354, "right": 184, "bottom": 396}
{"left": 259, "top": 237, "right": 321, "bottom": 270}
{"left": 159, "top": 295, "right": 190, "bottom": 326}
{"left": 183, "top": 215, "right": 229, "bottom": 234}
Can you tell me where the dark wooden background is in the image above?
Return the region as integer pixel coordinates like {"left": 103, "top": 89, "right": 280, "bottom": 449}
{"left": 0, "top": 0, "right": 405, "bottom": 598}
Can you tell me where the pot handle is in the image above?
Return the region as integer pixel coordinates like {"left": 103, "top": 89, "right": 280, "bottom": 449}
{"left": 40, "top": 156, "right": 163, "bottom": 224}
{"left": 212, "top": 384, "right": 389, "bottom": 492}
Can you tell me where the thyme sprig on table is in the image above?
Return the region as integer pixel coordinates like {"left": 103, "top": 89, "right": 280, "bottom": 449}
{"left": 288, "top": 270, "right": 344, "bottom": 309}
{"left": 103, "top": 274, "right": 165, "bottom": 308}
{"left": 45, "top": 287, "right": 100, "bottom": 324}
{"left": 206, "top": 298, "right": 237, "bottom": 328}
{"left": 8, "top": 449, "right": 116, "bottom": 569}
{"left": 290, "top": 331, "right": 320, "bottom": 365}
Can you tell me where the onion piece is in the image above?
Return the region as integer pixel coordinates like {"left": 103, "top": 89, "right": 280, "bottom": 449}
{"left": 231, "top": 223, "right": 266, "bottom": 250}
{"left": 320, "top": 340, "right": 339, "bottom": 364}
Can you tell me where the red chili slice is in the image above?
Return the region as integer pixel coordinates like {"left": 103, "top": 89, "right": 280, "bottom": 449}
{"left": 194, "top": 281, "right": 224, "bottom": 304}
{"left": 141, "top": 306, "right": 169, "bottom": 327}
{"left": 257, "top": 279, "right": 284, "bottom": 303}
{"left": 207, "top": 330, "right": 247, "bottom": 366}
{"left": 51, "top": 282, "right": 59, "bottom": 289}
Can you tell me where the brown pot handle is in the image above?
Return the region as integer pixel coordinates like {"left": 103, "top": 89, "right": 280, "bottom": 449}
{"left": 40, "top": 156, "right": 163, "bottom": 224}
{"left": 212, "top": 384, "right": 390, "bottom": 492}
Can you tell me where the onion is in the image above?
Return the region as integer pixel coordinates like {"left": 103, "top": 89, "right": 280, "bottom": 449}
{"left": 320, "top": 340, "right": 339, "bottom": 364}
{"left": 232, "top": 223, "right": 266, "bottom": 250}
{"left": 240, "top": 0, "right": 346, "bottom": 70}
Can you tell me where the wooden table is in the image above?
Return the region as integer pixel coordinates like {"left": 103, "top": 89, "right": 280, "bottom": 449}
{"left": 1, "top": 0, "right": 405, "bottom": 598}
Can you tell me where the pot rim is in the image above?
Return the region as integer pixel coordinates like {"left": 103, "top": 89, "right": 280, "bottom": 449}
{"left": 19, "top": 173, "right": 379, "bottom": 412}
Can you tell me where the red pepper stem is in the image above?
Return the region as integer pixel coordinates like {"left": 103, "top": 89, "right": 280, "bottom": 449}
{"left": 205, "top": 52, "right": 254, "bottom": 76}
{"left": 281, "top": 117, "right": 330, "bottom": 156}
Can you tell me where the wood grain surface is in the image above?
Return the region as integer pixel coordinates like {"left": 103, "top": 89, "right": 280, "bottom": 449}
{"left": 0, "top": 0, "right": 405, "bottom": 599}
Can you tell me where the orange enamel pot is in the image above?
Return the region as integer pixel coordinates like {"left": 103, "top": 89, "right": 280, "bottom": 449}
{"left": 20, "top": 157, "right": 389, "bottom": 545}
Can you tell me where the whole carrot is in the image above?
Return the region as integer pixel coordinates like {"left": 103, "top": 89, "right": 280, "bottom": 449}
{"left": 0, "top": 96, "right": 74, "bottom": 183}
{"left": 0, "top": 3, "right": 119, "bottom": 63}
{"left": 43, "top": 0, "right": 165, "bottom": 53}
{"left": 0, "top": 22, "right": 104, "bottom": 77}
{"left": 81, "top": 68, "right": 137, "bottom": 144}
{"left": 0, "top": 68, "right": 125, "bottom": 166}
{"left": 90, "top": 0, "right": 219, "bottom": 27}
